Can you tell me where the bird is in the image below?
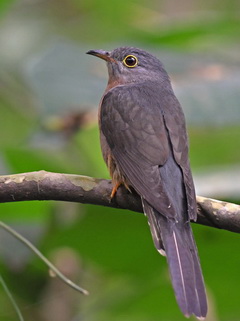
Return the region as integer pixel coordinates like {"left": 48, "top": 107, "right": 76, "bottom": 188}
{"left": 87, "top": 47, "right": 207, "bottom": 319}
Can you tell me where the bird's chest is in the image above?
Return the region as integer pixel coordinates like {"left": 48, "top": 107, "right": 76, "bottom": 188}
{"left": 98, "top": 94, "right": 129, "bottom": 187}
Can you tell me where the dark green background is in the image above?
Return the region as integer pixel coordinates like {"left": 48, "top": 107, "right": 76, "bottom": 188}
{"left": 0, "top": 1, "right": 240, "bottom": 320}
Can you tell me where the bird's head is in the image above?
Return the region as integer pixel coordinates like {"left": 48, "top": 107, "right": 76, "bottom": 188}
{"left": 87, "top": 47, "right": 169, "bottom": 85}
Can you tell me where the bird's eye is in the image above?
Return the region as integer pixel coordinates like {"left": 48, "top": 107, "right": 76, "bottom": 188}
{"left": 123, "top": 55, "right": 138, "bottom": 68}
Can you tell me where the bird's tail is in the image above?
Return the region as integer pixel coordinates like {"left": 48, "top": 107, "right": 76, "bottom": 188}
{"left": 142, "top": 199, "right": 207, "bottom": 319}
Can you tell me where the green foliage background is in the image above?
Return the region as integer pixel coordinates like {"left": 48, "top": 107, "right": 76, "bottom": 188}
{"left": 0, "top": 1, "right": 240, "bottom": 320}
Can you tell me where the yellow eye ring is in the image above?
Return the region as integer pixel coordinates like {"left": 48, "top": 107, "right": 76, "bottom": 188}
{"left": 123, "top": 55, "right": 138, "bottom": 68}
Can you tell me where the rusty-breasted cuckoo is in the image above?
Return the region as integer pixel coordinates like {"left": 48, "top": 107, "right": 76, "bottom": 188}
{"left": 87, "top": 47, "right": 207, "bottom": 319}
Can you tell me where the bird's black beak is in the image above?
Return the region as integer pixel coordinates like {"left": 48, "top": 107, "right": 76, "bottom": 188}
{"left": 86, "top": 49, "right": 116, "bottom": 63}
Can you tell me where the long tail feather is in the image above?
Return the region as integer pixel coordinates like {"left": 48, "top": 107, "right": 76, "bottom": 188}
{"left": 142, "top": 199, "right": 207, "bottom": 319}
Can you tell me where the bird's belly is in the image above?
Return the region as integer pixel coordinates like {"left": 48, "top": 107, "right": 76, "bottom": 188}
{"left": 100, "top": 130, "right": 130, "bottom": 190}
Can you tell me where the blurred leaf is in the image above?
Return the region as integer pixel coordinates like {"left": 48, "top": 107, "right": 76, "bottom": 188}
{"left": 0, "top": 100, "right": 32, "bottom": 148}
{"left": 0, "top": 201, "right": 51, "bottom": 223}
{"left": 138, "top": 15, "right": 240, "bottom": 52}
{"left": 189, "top": 125, "right": 240, "bottom": 169}
{"left": 75, "top": 125, "right": 109, "bottom": 178}
{"left": 0, "top": 0, "right": 15, "bottom": 16}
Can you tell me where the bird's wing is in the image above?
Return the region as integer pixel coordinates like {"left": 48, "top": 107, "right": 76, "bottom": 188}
{"left": 161, "top": 93, "right": 197, "bottom": 221}
{"left": 100, "top": 84, "right": 177, "bottom": 218}
{"left": 101, "top": 83, "right": 206, "bottom": 318}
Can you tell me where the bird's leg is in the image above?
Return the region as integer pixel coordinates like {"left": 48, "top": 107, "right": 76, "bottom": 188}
{"left": 107, "top": 153, "right": 131, "bottom": 198}
{"left": 110, "top": 181, "right": 121, "bottom": 199}
{"left": 110, "top": 181, "right": 132, "bottom": 199}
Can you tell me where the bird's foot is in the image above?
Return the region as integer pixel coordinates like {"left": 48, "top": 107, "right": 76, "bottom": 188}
{"left": 110, "top": 182, "right": 121, "bottom": 199}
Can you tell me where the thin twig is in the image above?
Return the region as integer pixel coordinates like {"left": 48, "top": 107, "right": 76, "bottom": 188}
{"left": 0, "top": 273, "right": 25, "bottom": 321}
{"left": 0, "top": 221, "right": 89, "bottom": 295}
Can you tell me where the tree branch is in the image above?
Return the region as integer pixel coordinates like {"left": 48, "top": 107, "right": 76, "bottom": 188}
{"left": 0, "top": 171, "right": 239, "bottom": 233}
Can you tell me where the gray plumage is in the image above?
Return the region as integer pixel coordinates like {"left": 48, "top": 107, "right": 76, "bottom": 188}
{"left": 87, "top": 47, "right": 208, "bottom": 318}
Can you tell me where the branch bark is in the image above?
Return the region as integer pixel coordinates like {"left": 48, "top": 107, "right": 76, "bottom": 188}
{"left": 0, "top": 171, "right": 239, "bottom": 233}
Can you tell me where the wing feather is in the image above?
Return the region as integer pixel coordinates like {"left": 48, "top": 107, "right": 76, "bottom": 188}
{"left": 100, "top": 81, "right": 207, "bottom": 318}
{"left": 100, "top": 83, "right": 177, "bottom": 218}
